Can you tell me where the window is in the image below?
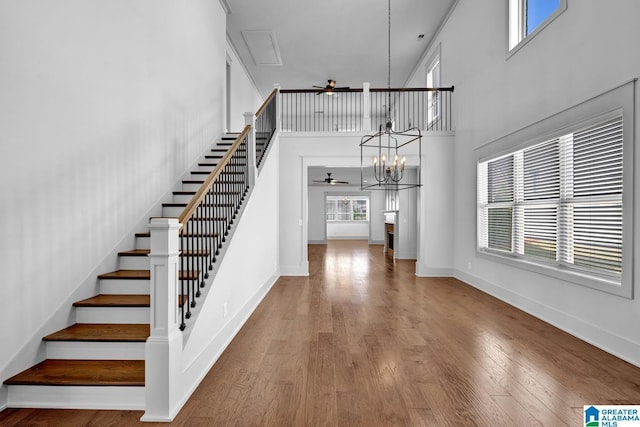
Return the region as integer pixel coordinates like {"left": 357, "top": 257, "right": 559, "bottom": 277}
{"left": 508, "top": 0, "right": 566, "bottom": 52}
{"left": 426, "top": 47, "right": 441, "bottom": 127}
{"left": 326, "top": 196, "right": 369, "bottom": 222}
{"left": 478, "top": 115, "right": 626, "bottom": 286}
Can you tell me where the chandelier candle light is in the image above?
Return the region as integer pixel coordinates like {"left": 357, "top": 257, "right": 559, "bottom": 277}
{"left": 360, "top": 0, "right": 422, "bottom": 191}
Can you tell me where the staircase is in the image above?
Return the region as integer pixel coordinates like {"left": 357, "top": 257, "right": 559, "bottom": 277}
{"left": 3, "top": 133, "right": 241, "bottom": 410}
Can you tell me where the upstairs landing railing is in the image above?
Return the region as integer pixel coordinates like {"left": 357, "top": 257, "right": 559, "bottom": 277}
{"left": 255, "top": 88, "right": 278, "bottom": 169}
{"left": 280, "top": 85, "right": 454, "bottom": 133}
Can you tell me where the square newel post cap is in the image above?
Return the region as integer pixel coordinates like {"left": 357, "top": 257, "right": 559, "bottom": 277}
{"left": 148, "top": 218, "right": 181, "bottom": 255}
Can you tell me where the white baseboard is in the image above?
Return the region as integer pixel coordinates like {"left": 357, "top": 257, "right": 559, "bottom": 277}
{"left": 308, "top": 240, "right": 327, "bottom": 244}
{"left": 415, "top": 262, "right": 453, "bottom": 277}
{"left": 454, "top": 269, "right": 640, "bottom": 368}
{"left": 326, "top": 236, "right": 369, "bottom": 240}
{"left": 280, "top": 263, "right": 309, "bottom": 276}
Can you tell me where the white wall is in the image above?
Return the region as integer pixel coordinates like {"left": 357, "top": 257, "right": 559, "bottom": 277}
{"left": 416, "top": 137, "right": 454, "bottom": 276}
{"left": 327, "top": 222, "right": 368, "bottom": 240}
{"left": 396, "top": 169, "right": 418, "bottom": 259}
{"left": 226, "top": 38, "right": 263, "bottom": 132}
{"left": 407, "top": 0, "right": 640, "bottom": 365}
{"left": 0, "top": 0, "right": 228, "bottom": 401}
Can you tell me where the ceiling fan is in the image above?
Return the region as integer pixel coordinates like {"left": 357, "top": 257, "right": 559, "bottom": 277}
{"left": 312, "top": 172, "right": 349, "bottom": 185}
{"left": 312, "top": 79, "right": 349, "bottom": 95}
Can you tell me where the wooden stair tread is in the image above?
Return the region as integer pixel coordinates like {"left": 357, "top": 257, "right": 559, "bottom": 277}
{"left": 3, "top": 359, "right": 144, "bottom": 387}
{"left": 74, "top": 294, "right": 187, "bottom": 308}
{"left": 97, "top": 269, "right": 150, "bottom": 280}
{"left": 43, "top": 323, "right": 150, "bottom": 342}
{"left": 73, "top": 294, "right": 149, "bottom": 307}
{"left": 98, "top": 269, "right": 199, "bottom": 280}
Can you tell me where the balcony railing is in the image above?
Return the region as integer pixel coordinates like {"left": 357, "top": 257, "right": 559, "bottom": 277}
{"left": 280, "top": 85, "right": 454, "bottom": 133}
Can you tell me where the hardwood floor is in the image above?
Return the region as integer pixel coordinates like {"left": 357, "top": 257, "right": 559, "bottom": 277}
{"left": 2, "top": 240, "right": 640, "bottom": 426}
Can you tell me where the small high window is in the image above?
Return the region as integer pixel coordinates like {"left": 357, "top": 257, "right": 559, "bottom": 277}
{"left": 508, "top": 0, "right": 566, "bottom": 52}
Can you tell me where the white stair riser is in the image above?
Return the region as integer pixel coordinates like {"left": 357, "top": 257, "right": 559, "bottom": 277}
{"left": 100, "top": 279, "right": 149, "bottom": 295}
{"left": 76, "top": 306, "right": 149, "bottom": 324}
{"left": 135, "top": 236, "right": 150, "bottom": 250}
{"left": 182, "top": 182, "right": 205, "bottom": 191}
{"left": 190, "top": 172, "right": 212, "bottom": 181}
{"left": 119, "top": 256, "right": 150, "bottom": 270}
{"left": 162, "top": 205, "right": 185, "bottom": 217}
{"left": 46, "top": 341, "right": 145, "bottom": 360}
{"left": 7, "top": 385, "right": 145, "bottom": 410}
{"left": 173, "top": 193, "right": 196, "bottom": 204}
{"left": 194, "top": 164, "right": 216, "bottom": 173}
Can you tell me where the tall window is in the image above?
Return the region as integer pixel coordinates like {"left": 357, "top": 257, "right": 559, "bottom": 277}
{"left": 508, "top": 0, "right": 566, "bottom": 52}
{"left": 326, "top": 197, "right": 369, "bottom": 222}
{"left": 478, "top": 115, "right": 624, "bottom": 280}
{"left": 426, "top": 51, "right": 441, "bottom": 126}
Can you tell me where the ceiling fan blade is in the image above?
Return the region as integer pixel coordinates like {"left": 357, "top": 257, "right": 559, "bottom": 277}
{"left": 312, "top": 85, "right": 324, "bottom": 89}
{"left": 334, "top": 180, "right": 350, "bottom": 184}
{"left": 334, "top": 87, "right": 350, "bottom": 90}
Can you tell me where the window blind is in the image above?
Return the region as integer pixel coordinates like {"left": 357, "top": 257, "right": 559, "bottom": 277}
{"left": 478, "top": 115, "right": 623, "bottom": 279}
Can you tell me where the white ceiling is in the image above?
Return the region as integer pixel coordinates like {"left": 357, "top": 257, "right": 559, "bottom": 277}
{"left": 226, "top": 0, "right": 457, "bottom": 97}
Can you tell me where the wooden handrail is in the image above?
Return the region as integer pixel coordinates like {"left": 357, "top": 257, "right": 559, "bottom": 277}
{"left": 178, "top": 125, "right": 251, "bottom": 231}
{"left": 255, "top": 88, "right": 278, "bottom": 118}
{"left": 279, "top": 88, "right": 364, "bottom": 94}
{"left": 279, "top": 86, "right": 454, "bottom": 94}
{"left": 370, "top": 86, "right": 454, "bottom": 93}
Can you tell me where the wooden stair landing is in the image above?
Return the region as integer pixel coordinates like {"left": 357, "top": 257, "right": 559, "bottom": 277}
{"left": 43, "top": 323, "right": 150, "bottom": 342}
{"left": 4, "top": 359, "right": 144, "bottom": 386}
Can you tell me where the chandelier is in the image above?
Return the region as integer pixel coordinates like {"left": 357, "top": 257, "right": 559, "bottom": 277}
{"left": 360, "top": 0, "right": 422, "bottom": 191}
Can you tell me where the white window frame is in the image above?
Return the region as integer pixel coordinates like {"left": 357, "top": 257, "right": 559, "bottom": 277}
{"left": 507, "top": 0, "right": 567, "bottom": 56}
{"left": 425, "top": 44, "right": 441, "bottom": 128}
{"left": 326, "top": 196, "right": 369, "bottom": 222}
{"left": 475, "top": 80, "right": 635, "bottom": 298}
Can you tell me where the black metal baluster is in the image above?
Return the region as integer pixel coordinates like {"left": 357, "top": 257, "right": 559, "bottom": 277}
{"left": 179, "top": 229, "right": 186, "bottom": 330}
{"left": 184, "top": 221, "right": 192, "bottom": 318}
{"left": 197, "top": 203, "right": 204, "bottom": 291}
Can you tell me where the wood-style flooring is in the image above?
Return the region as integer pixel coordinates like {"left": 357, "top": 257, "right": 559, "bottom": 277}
{"left": 2, "top": 240, "right": 640, "bottom": 426}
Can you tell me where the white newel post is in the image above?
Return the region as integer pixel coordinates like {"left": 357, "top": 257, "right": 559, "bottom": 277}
{"left": 142, "top": 218, "right": 182, "bottom": 422}
{"left": 244, "top": 111, "right": 257, "bottom": 183}
{"left": 362, "top": 82, "right": 371, "bottom": 132}
{"left": 274, "top": 83, "right": 281, "bottom": 131}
